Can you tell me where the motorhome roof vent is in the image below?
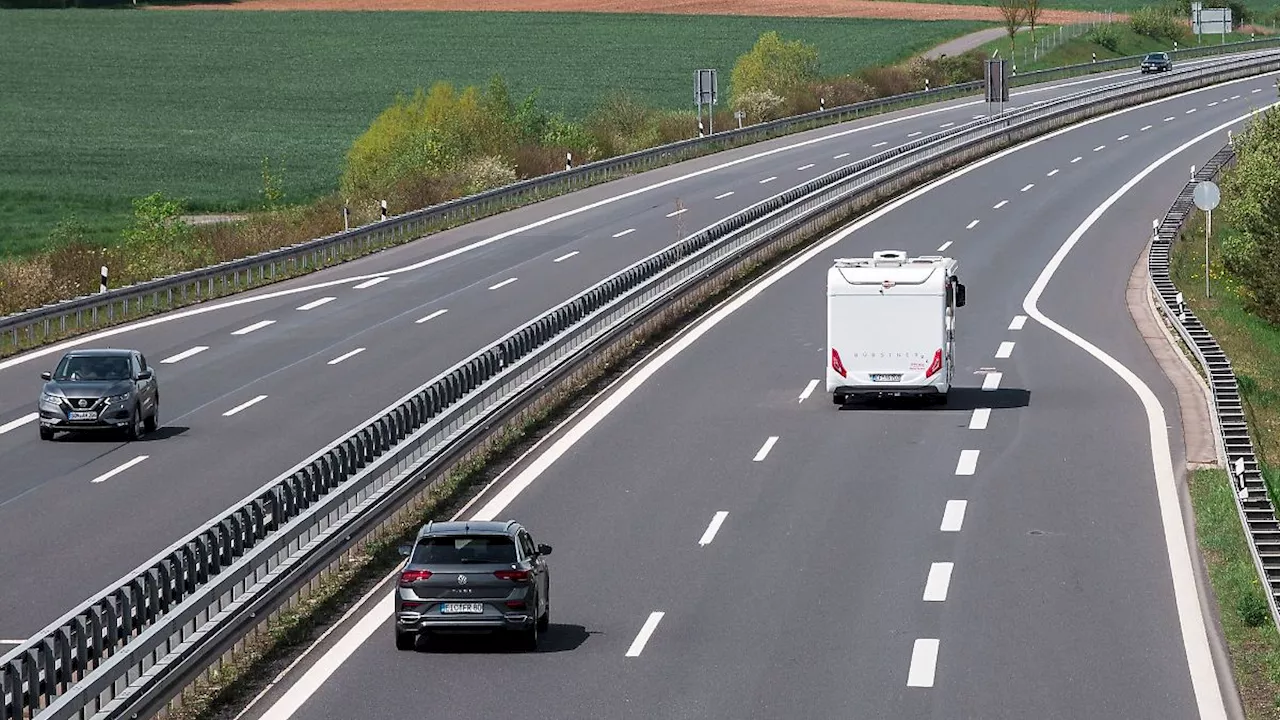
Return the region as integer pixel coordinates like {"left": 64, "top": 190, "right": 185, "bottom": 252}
{"left": 911, "top": 255, "right": 944, "bottom": 264}
{"left": 871, "top": 250, "right": 907, "bottom": 266}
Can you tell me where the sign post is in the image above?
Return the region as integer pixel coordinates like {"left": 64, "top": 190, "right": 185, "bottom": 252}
{"left": 694, "top": 69, "right": 718, "bottom": 136}
{"left": 1193, "top": 180, "right": 1221, "bottom": 298}
{"left": 984, "top": 58, "right": 1010, "bottom": 116}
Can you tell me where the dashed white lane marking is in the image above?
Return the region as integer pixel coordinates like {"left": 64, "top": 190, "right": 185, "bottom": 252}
{"left": 612, "top": 228, "right": 636, "bottom": 238}
{"left": 834, "top": 152, "right": 851, "bottom": 159}
{"left": 0, "top": 413, "right": 37, "bottom": 435}
{"left": 232, "top": 320, "right": 275, "bottom": 335}
{"left": 936, "top": 240, "right": 953, "bottom": 252}
{"left": 352, "top": 277, "right": 387, "bottom": 289}
{"left": 908, "top": 131, "right": 923, "bottom": 137}
{"left": 1117, "top": 134, "right": 1130, "bottom": 141}
{"left": 223, "top": 395, "right": 268, "bottom": 417}
{"left": 907, "top": 639, "right": 940, "bottom": 687}
{"left": 797, "top": 163, "right": 815, "bottom": 171}
{"left": 1071, "top": 156, "right": 1082, "bottom": 163}
{"left": 799, "top": 379, "right": 819, "bottom": 402}
{"left": 161, "top": 346, "right": 209, "bottom": 364}
{"left": 872, "top": 142, "right": 888, "bottom": 148}
{"left": 759, "top": 176, "right": 777, "bottom": 184}
{"left": 553, "top": 251, "right": 579, "bottom": 263}
{"left": 1141, "top": 124, "right": 1153, "bottom": 131}
{"left": 698, "top": 511, "right": 729, "bottom": 546}
{"left": 1208, "top": 101, "right": 1219, "bottom": 107}
{"left": 91, "top": 455, "right": 149, "bottom": 484}
{"left": 940, "top": 122, "right": 954, "bottom": 128}
{"left": 1185, "top": 108, "right": 1197, "bottom": 114}
{"left": 940, "top": 500, "right": 967, "bottom": 532}
{"left": 1047, "top": 168, "right": 1060, "bottom": 176}
{"left": 969, "top": 408, "right": 990, "bottom": 430}
{"left": 1232, "top": 94, "right": 1242, "bottom": 99}
{"left": 753, "top": 436, "right": 779, "bottom": 462}
{"left": 1009, "top": 315, "right": 1027, "bottom": 330}
{"left": 993, "top": 200, "right": 1008, "bottom": 209}
{"left": 1020, "top": 183, "right": 1034, "bottom": 192}
{"left": 955, "top": 450, "right": 980, "bottom": 476}
{"left": 415, "top": 309, "right": 448, "bottom": 324}
{"left": 715, "top": 191, "right": 735, "bottom": 199}
{"left": 1093, "top": 145, "right": 1106, "bottom": 152}
{"left": 1164, "top": 116, "right": 1175, "bottom": 121}
{"left": 995, "top": 341, "right": 1015, "bottom": 359}
{"left": 1253, "top": 88, "right": 1263, "bottom": 93}
{"left": 625, "top": 612, "right": 665, "bottom": 657}
{"left": 982, "top": 371, "right": 1003, "bottom": 391}
{"left": 966, "top": 220, "right": 979, "bottom": 229}
{"left": 922, "top": 562, "right": 954, "bottom": 602}
{"left": 488, "top": 278, "right": 518, "bottom": 290}
{"left": 296, "top": 297, "right": 336, "bottom": 311}
{"left": 327, "top": 348, "right": 365, "bottom": 365}
{"left": 665, "top": 208, "right": 687, "bottom": 217}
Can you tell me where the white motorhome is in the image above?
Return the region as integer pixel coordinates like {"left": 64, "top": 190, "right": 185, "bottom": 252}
{"left": 826, "top": 250, "right": 965, "bottom": 406}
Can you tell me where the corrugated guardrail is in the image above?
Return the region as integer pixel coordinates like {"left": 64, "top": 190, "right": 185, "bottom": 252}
{"left": 2, "top": 48, "right": 1279, "bottom": 720}
{"left": 1, "top": 37, "right": 1278, "bottom": 359}
{"left": 1147, "top": 141, "right": 1280, "bottom": 630}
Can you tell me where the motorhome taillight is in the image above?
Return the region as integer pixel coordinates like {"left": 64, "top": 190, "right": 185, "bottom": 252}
{"left": 831, "top": 348, "right": 847, "bottom": 377}
{"left": 925, "top": 349, "right": 942, "bottom": 378}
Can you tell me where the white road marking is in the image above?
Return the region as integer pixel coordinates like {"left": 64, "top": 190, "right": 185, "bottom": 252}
{"left": 940, "top": 122, "right": 954, "bottom": 127}
{"left": 940, "top": 500, "right": 967, "bottom": 532}
{"left": 907, "top": 639, "right": 940, "bottom": 687}
{"left": 698, "top": 511, "right": 729, "bottom": 546}
{"left": 759, "top": 176, "right": 777, "bottom": 184}
{"left": 1232, "top": 94, "right": 1241, "bottom": 99}
{"left": 993, "top": 200, "right": 1008, "bottom": 209}
{"left": 799, "top": 379, "right": 819, "bottom": 402}
{"left": 1186, "top": 108, "right": 1197, "bottom": 114}
{"left": 995, "top": 341, "right": 1015, "bottom": 358}
{"left": 982, "top": 371, "right": 1002, "bottom": 391}
{"left": 1164, "top": 116, "right": 1175, "bottom": 121}
{"left": 1020, "top": 183, "right": 1034, "bottom": 192}
{"left": 1141, "top": 124, "right": 1153, "bottom": 131}
{"left": 0, "top": 413, "right": 38, "bottom": 435}
{"left": 296, "top": 297, "right": 336, "bottom": 311}
{"left": 352, "top": 277, "right": 387, "bottom": 289}
{"left": 715, "top": 191, "right": 734, "bottom": 199}
{"left": 1009, "top": 315, "right": 1027, "bottom": 330}
{"left": 797, "top": 163, "right": 815, "bottom": 171}
{"left": 488, "top": 278, "right": 518, "bottom": 290}
{"left": 1071, "top": 156, "right": 1082, "bottom": 162}
{"left": 625, "top": 612, "right": 665, "bottom": 657}
{"left": 753, "top": 436, "right": 779, "bottom": 462}
{"left": 1253, "top": 88, "right": 1263, "bottom": 93}
{"left": 161, "top": 346, "right": 209, "bottom": 364}
{"left": 966, "top": 219, "right": 979, "bottom": 229}
{"left": 231, "top": 320, "right": 275, "bottom": 335}
{"left": 415, "top": 309, "right": 449, "bottom": 324}
{"left": 1093, "top": 145, "right": 1106, "bottom": 151}
{"left": 955, "top": 450, "right": 979, "bottom": 476}
{"left": 1118, "top": 134, "right": 1130, "bottom": 140}
{"left": 936, "top": 240, "right": 953, "bottom": 252}
{"left": 872, "top": 142, "right": 888, "bottom": 148}
{"left": 1020, "top": 108, "right": 1278, "bottom": 720}
{"left": 973, "top": 114, "right": 984, "bottom": 119}
{"left": 223, "top": 395, "right": 268, "bottom": 417}
{"left": 1047, "top": 168, "right": 1060, "bottom": 176}
{"left": 665, "top": 208, "right": 687, "bottom": 217}
{"left": 908, "top": 131, "right": 923, "bottom": 137}
{"left": 612, "top": 228, "right": 636, "bottom": 237}
{"left": 0, "top": 640, "right": 23, "bottom": 645}
{"left": 327, "top": 348, "right": 365, "bottom": 365}
{"left": 922, "top": 562, "right": 953, "bottom": 601}
{"left": 1208, "top": 101, "right": 1219, "bottom": 107}
{"left": 553, "top": 251, "right": 579, "bottom": 263}
{"left": 91, "top": 455, "right": 149, "bottom": 484}
{"left": 834, "top": 152, "right": 851, "bottom": 159}
{"left": 969, "top": 408, "right": 990, "bottom": 430}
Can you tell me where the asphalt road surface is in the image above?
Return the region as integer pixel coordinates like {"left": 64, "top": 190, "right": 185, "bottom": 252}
{"left": 231, "top": 69, "right": 1279, "bottom": 720}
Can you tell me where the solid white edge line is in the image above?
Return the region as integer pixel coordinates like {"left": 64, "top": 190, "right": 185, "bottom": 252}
{"left": 1009, "top": 315, "right": 1028, "bottom": 330}
{"left": 907, "top": 638, "right": 940, "bottom": 687}
{"left": 698, "top": 511, "right": 729, "bottom": 546}
{"left": 969, "top": 408, "right": 991, "bottom": 430}
{"left": 936, "top": 240, "right": 953, "bottom": 252}
{"left": 995, "top": 341, "right": 1015, "bottom": 358}
{"left": 798, "top": 379, "right": 819, "bottom": 402}
{"left": 753, "top": 436, "right": 779, "bottom": 462}
{"left": 982, "top": 372, "right": 1003, "bottom": 391}
{"left": 231, "top": 320, "right": 275, "bottom": 336}
{"left": 352, "top": 277, "right": 387, "bottom": 289}
{"left": 160, "top": 346, "right": 210, "bottom": 364}
{"left": 0, "top": 640, "right": 24, "bottom": 644}
{"left": 327, "top": 348, "right": 365, "bottom": 366}
{"left": 0, "top": 412, "right": 38, "bottom": 435}
{"left": 940, "top": 500, "right": 967, "bottom": 532}
{"left": 1019, "top": 103, "right": 1280, "bottom": 720}
{"left": 296, "top": 297, "right": 336, "bottom": 311}
{"left": 922, "top": 562, "right": 954, "bottom": 602}
{"left": 955, "top": 450, "right": 979, "bottom": 476}
{"left": 624, "top": 612, "right": 665, "bottom": 657}
{"left": 90, "top": 455, "right": 149, "bottom": 484}
{"left": 223, "top": 395, "right": 269, "bottom": 417}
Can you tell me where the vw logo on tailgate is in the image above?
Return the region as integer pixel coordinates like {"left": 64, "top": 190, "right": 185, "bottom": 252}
{"left": 456, "top": 575, "right": 467, "bottom": 585}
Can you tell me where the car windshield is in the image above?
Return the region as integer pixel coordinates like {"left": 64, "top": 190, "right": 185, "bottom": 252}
{"left": 411, "top": 535, "right": 517, "bottom": 564}
{"left": 1146, "top": 53, "right": 1165, "bottom": 60}
{"left": 53, "top": 354, "right": 131, "bottom": 381}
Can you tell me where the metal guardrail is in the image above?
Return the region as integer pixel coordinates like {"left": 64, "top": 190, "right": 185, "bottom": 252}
{"left": 1147, "top": 142, "right": 1280, "bottom": 630}
{"left": 2, "top": 48, "right": 1279, "bottom": 720}
{"left": 2, "top": 36, "right": 1278, "bottom": 359}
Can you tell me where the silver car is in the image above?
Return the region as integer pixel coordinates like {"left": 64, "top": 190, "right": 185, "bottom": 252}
{"left": 394, "top": 520, "right": 552, "bottom": 651}
{"left": 38, "top": 348, "right": 160, "bottom": 440}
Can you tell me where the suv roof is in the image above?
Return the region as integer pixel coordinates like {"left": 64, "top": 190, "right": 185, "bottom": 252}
{"left": 62, "top": 348, "right": 134, "bottom": 357}
{"left": 414, "top": 520, "right": 521, "bottom": 539}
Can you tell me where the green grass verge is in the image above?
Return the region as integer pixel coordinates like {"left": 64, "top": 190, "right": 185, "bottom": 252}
{"left": 0, "top": 9, "right": 990, "bottom": 257}
{"left": 972, "top": 23, "right": 1256, "bottom": 72}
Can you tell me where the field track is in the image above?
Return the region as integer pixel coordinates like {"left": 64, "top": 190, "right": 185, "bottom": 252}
{"left": 155, "top": 0, "right": 1117, "bottom": 24}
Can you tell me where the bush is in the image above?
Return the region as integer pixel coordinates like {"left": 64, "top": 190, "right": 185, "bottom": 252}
{"left": 1086, "top": 23, "right": 1123, "bottom": 51}
{"left": 1237, "top": 589, "right": 1269, "bottom": 627}
{"left": 729, "top": 31, "right": 821, "bottom": 107}
{"left": 1221, "top": 104, "right": 1280, "bottom": 322}
{"left": 733, "top": 88, "right": 788, "bottom": 124}
{"left": 1130, "top": 6, "right": 1187, "bottom": 41}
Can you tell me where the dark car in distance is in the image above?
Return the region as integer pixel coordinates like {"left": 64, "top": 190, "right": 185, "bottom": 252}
{"left": 38, "top": 348, "right": 160, "bottom": 440}
{"left": 1141, "top": 52, "right": 1173, "bottom": 73}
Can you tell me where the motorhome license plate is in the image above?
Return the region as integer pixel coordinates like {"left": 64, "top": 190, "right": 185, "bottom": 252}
{"left": 871, "top": 374, "right": 902, "bottom": 382}
{"left": 440, "top": 603, "right": 483, "bottom": 614}
{"left": 69, "top": 411, "right": 96, "bottom": 421}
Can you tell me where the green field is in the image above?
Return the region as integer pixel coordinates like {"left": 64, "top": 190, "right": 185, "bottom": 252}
{"left": 877, "top": 0, "right": 1280, "bottom": 16}
{"left": 0, "top": 10, "right": 990, "bottom": 257}
{"left": 972, "top": 23, "right": 1257, "bottom": 71}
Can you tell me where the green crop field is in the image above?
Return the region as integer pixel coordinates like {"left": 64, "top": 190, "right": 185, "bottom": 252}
{"left": 0, "top": 10, "right": 989, "bottom": 257}
{"left": 877, "top": 0, "right": 1280, "bottom": 16}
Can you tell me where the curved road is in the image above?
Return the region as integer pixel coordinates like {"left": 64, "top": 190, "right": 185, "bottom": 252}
{"left": 229, "top": 69, "right": 1279, "bottom": 720}
{"left": 0, "top": 57, "right": 1269, "bottom": 645}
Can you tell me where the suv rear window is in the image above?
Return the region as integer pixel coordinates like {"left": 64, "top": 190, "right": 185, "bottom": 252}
{"left": 411, "top": 535, "right": 517, "bottom": 564}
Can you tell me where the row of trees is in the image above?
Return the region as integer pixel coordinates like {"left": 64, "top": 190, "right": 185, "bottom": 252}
{"left": 1217, "top": 100, "right": 1280, "bottom": 323}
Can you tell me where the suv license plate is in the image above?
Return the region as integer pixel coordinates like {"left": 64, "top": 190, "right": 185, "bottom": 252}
{"left": 69, "top": 411, "right": 96, "bottom": 420}
{"left": 870, "top": 374, "right": 902, "bottom": 382}
{"left": 440, "top": 603, "right": 483, "bottom": 614}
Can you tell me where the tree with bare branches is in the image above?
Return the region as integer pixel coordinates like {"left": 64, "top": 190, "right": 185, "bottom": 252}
{"left": 996, "top": 0, "right": 1028, "bottom": 53}
{"left": 1024, "top": 0, "right": 1042, "bottom": 42}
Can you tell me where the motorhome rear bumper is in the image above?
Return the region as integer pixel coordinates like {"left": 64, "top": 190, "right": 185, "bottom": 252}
{"left": 832, "top": 384, "right": 944, "bottom": 399}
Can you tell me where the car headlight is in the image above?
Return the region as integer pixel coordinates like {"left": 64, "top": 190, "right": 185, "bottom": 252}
{"left": 40, "top": 392, "right": 61, "bottom": 404}
{"left": 104, "top": 393, "right": 130, "bottom": 405}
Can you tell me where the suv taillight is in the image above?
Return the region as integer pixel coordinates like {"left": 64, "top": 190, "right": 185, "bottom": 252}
{"left": 925, "top": 348, "right": 943, "bottom": 378}
{"left": 399, "top": 569, "right": 432, "bottom": 586}
{"left": 494, "top": 569, "right": 531, "bottom": 582}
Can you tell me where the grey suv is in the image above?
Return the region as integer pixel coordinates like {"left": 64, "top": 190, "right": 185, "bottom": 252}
{"left": 394, "top": 520, "right": 552, "bottom": 651}
{"left": 38, "top": 348, "right": 160, "bottom": 440}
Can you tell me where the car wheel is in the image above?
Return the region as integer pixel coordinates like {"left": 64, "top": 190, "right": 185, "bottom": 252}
{"left": 39, "top": 426, "right": 54, "bottom": 441}
{"left": 125, "top": 405, "right": 144, "bottom": 441}
{"left": 519, "top": 620, "right": 539, "bottom": 651}
{"left": 395, "top": 629, "right": 416, "bottom": 651}
{"left": 538, "top": 586, "right": 550, "bottom": 632}
{"left": 144, "top": 401, "right": 158, "bottom": 433}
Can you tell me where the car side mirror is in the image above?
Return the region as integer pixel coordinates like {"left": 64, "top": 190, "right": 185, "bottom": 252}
{"left": 398, "top": 544, "right": 413, "bottom": 557}
{"left": 137, "top": 370, "right": 153, "bottom": 381}
{"left": 41, "top": 372, "right": 52, "bottom": 381}
{"left": 955, "top": 283, "right": 966, "bottom": 308}
{"left": 537, "top": 544, "right": 553, "bottom": 556}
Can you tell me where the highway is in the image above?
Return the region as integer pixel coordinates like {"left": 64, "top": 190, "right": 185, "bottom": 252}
{"left": 0, "top": 57, "right": 1266, "bottom": 646}
{"left": 232, "top": 70, "right": 1279, "bottom": 720}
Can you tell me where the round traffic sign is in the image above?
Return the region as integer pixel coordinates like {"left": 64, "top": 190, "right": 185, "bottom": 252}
{"left": 1194, "top": 180, "right": 1221, "bottom": 211}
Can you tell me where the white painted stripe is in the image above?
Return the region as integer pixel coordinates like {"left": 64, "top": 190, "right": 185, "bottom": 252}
{"left": 231, "top": 320, "right": 275, "bottom": 335}
{"left": 1118, "top": 134, "right": 1130, "bottom": 141}
{"left": 993, "top": 200, "right": 1008, "bottom": 209}
{"left": 872, "top": 142, "right": 888, "bottom": 148}
{"left": 982, "top": 372, "right": 1003, "bottom": 391}
{"left": 966, "top": 219, "right": 979, "bottom": 229}
{"left": 907, "top": 639, "right": 940, "bottom": 687}
{"left": 1009, "top": 315, "right": 1027, "bottom": 330}
{"left": 1164, "top": 116, "right": 1175, "bottom": 121}
{"left": 908, "top": 131, "right": 923, "bottom": 137}
{"left": 753, "top": 436, "right": 779, "bottom": 462}
{"left": 922, "top": 562, "right": 953, "bottom": 602}
{"left": 1020, "top": 183, "right": 1034, "bottom": 192}
{"left": 973, "top": 114, "right": 984, "bottom": 119}
{"left": 1253, "top": 88, "right": 1263, "bottom": 93}
{"left": 625, "top": 612, "right": 665, "bottom": 657}
{"left": 0, "top": 640, "right": 24, "bottom": 645}
{"left": 1208, "top": 101, "right": 1219, "bottom": 107}
{"left": 995, "top": 341, "right": 1015, "bottom": 358}
{"left": 798, "top": 379, "right": 819, "bottom": 402}
{"left": 612, "top": 228, "right": 636, "bottom": 237}
{"left": 296, "top": 297, "right": 336, "bottom": 311}
{"left": 223, "top": 394, "right": 268, "bottom": 417}
{"left": 797, "top": 163, "right": 815, "bottom": 171}
{"left": 665, "top": 208, "right": 687, "bottom": 217}
{"left": 1093, "top": 145, "right": 1106, "bottom": 151}
{"left": 834, "top": 152, "right": 851, "bottom": 159}
{"left": 91, "top": 455, "right": 148, "bottom": 484}
{"left": 1232, "top": 94, "right": 1241, "bottom": 99}
{"left": 415, "top": 309, "right": 448, "bottom": 324}
{"left": 0, "top": 412, "right": 38, "bottom": 435}
{"left": 1141, "top": 124, "right": 1153, "bottom": 131}
{"left": 698, "top": 511, "right": 729, "bottom": 546}
{"left": 327, "top": 348, "right": 365, "bottom": 365}
{"left": 1070, "top": 156, "right": 1082, "bottom": 164}
{"left": 940, "top": 122, "right": 954, "bottom": 127}
{"left": 955, "top": 450, "right": 979, "bottom": 475}
{"left": 488, "top": 278, "right": 518, "bottom": 290}
{"left": 715, "top": 191, "right": 735, "bottom": 199}
{"left": 940, "top": 500, "right": 967, "bottom": 532}
{"left": 936, "top": 240, "right": 953, "bottom": 252}
{"left": 1047, "top": 168, "right": 1060, "bottom": 176}
{"left": 1186, "top": 108, "right": 1197, "bottom": 114}
{"left": 553, "top": 251, "right": 579, "bottom": 263}
{"left": 352, "top": 276, "right": 387, "bottom": 289}
{"left": 161, "top": 346, "right": 209, "bottom": 364}
{"left": 759, "top": 176, "right": 777, "bottom": 184}
{"left": 969, "top": 408, "right": 990, "bottom": 430}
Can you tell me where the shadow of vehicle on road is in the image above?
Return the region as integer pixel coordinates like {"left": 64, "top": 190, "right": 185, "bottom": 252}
{"left": 413, "top": 623, "right": 596, "bottom": 654}
{"left": 49, "top": 425, "right": 190, "bottom": 442}
{"left": 836, "top": 387, "right": 1030, "bottom": 412}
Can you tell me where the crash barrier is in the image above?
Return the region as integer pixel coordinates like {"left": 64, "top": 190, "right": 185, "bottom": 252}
{"left": 1147, "top": 141, "right": 1280, "bottom": 630}
{"left": 3, "top": 48, "right": 1280, "bottom": 720}
{"left": 2, "top": 36, "right": 1279, "bottom": 359}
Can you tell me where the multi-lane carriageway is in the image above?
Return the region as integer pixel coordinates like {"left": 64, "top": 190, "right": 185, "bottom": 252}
{"left": 3, "top": 53, "right": 1279, "bottom": 720}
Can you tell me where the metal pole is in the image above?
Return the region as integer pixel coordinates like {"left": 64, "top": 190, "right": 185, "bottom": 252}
{"left": 1206, "top": 208, "right": 1212, "bottom": 298}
